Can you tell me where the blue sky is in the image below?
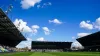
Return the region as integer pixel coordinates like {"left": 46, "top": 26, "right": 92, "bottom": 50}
{"left": 1, "top": 0, "right": 100, "bottom": 48}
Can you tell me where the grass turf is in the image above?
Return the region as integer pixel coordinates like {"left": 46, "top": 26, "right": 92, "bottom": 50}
{"left": 0, "top": 52, "right": 99, "bottom": 56}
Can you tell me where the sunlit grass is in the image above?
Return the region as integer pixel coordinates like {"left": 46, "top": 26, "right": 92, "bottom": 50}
{"left": 0, "top": 52, "right": 99, "bottom": 56}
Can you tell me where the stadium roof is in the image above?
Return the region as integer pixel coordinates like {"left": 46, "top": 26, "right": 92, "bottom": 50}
{"left": 76, "top": 31, "right": 100, "bottom": 47}
{"left": 32, "top": 41, "right": 72, "bottom": 43}
{"left": 0, "top": 8, "right": 26, "bottom": 47}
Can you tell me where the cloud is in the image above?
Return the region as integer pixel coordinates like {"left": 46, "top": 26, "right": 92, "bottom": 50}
{"left": 48, "top": 2, "right": 52, "bottom": 5}
{"left": 21, "top": 0, "right": 42, "bottom": 9}
{"left": 37, "top": 5, "right": 41, "bottom": 8}
{"left": 42, "top": 27, "right": 51, "bottom": 35}
{"left": 80, "top": 21, "right": 93, "bottom": 30}
{"left": 96, "top": 17, "right": 100, "bottom": 25}
{"left": 94, "top": 17, "right": 100, "bottom": 30}
{"left": 37, "top": 2, "right": 52, "bottom": 8}
{"left": 72, "top": 41, "right": 82, "bottom": 47}
{"left": 72, "top": 36, "right": 76, "bottom": 40}
{"left": 42, "top": 2, "right": 52, "bottom": 8}
{"left": 49, "top": 19, "right": 62, "bottom": 25}
{"left": 71, "top": 41, "right": 84, "bottom": 50}
{"left": 14, "top": 19, "right": 40, "bottom": 35}
{"left": 32, "top": 25, "right": 39, "bottom": 29}
{"left": 79, "top": 17, "right": 100, "bottom": 30}
{"left": 86, "top": 20, "right": 90, "bottom": 23}
{"left": 77, "top": 33, "right": 91, "bottom": 38}
{"left": 27, "top": 37, "right": 33, "bottom": 41}
{"left": 16, "top": 37, "right": 32, "bottom": 49}
{"left": 32, "top": 25, "right": 40, "bottom": 35}
{"left": 13, "top": 19, "right": 32, "bottom": 33}
{"left": 36, "top": 37, "right": 45, "bottom": 41}
{"left": 43, "top": 2, "right": 52, "bottom": 6}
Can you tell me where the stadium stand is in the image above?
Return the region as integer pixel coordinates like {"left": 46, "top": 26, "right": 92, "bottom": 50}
{"left": 32, "top": 41, "right": 72, "bottom": 52}
{"left": 76, "top": 31, "right": 100, "bottom": 52}
{"left": 0, "top": 8, "right": 26, "bottom": 52}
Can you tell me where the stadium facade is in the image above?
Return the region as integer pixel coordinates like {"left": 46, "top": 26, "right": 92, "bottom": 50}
{"left": 32, "top": 41, "right": 72, "bottom": 51}
{"left": 0, "top": 8, "right": 26, "bottom": 47}
{"left": 76, "top": 31, "right": 100, "bottom": 51}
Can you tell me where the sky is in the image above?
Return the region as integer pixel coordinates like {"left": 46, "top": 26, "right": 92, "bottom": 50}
{"left": 0, "top": 0, "right": 100, "bottom": 48}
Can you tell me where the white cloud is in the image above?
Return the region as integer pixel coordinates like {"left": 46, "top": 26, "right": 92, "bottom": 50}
{"left": 27, "top": 37, "right": 33, "bottom": 41}
{"left": 14, "top": 19, "right": 32, "bottom": 33}
{"left": 49, "top": 19, "right": 62, "bottom": 24}
{"left": 80, "top": 17, "right": 100, "bottom": 30}
{"left": 16, "top": 37, "right": 32, "bottom": 49}
{"left": 96, "top": 17, "right": 100, "bottom": 25}
{"left": 94, "top": 17, "right": 100, "bottom": 30}
{"left": 77, "top": 33, "right": 91, "bottom": 38}
{"left": 37, "top": 2, "right": 52, "bottom": 8}
{"left": 32, "top": 25, "right": 39, "bottom": 29}
{"left": 36, "top": 37, "right": 45, "bottom": 41}
{"left": 21, "top": 0, "right": 42, "bottom": 9}
{"left": 14, "top": 19, "right": 40, "bottom": 35}
{"left": 37, "top": 5, "right": 41, "bottom": 8}
{"left": 32, "top": 25, "right": 40, "bottom": 35}
{"left": 43, "top": 2, "right": 52, "bottom": 6}
{"left": 72, "top": 36, "right": 76, "bottom": 40}
{"left": 80, "top": 21, "right": 93, "bottom": 30}
{"left": 86, "top": 20, "right": 90, "bottom": 23}
{"left": 72, "top": 41, "right": 82, "bottom": 47}
{"left": 42, "top": 27, "right": 51, "bottom": 35}
{"left": 71, "top": 41, "right": 84, "bottom": 50}
{"left": 48, "top": 2, "right": 52, "bottom": 5}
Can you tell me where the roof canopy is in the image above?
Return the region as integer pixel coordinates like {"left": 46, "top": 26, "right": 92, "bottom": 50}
{"left": 0, "top": 8, "right": 26, "bottom": 47}
{"left": 76, "top": 31, "right": 100, "bottom": 47}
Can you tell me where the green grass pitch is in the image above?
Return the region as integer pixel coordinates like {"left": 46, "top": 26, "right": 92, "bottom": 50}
{"left": 0, "top": 52, "right": 100, "bottom": 56}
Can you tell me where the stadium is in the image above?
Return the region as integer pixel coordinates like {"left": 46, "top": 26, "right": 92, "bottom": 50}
{"left": 0, "top": 8, "right": 100, "bottom": 56}
{"left": 0, "top": 0, "right": 100, "bottom": 56}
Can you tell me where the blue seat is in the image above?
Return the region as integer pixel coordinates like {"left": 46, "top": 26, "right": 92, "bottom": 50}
{"left": 0, "top": 49, "right": 2, "bottom": 52}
